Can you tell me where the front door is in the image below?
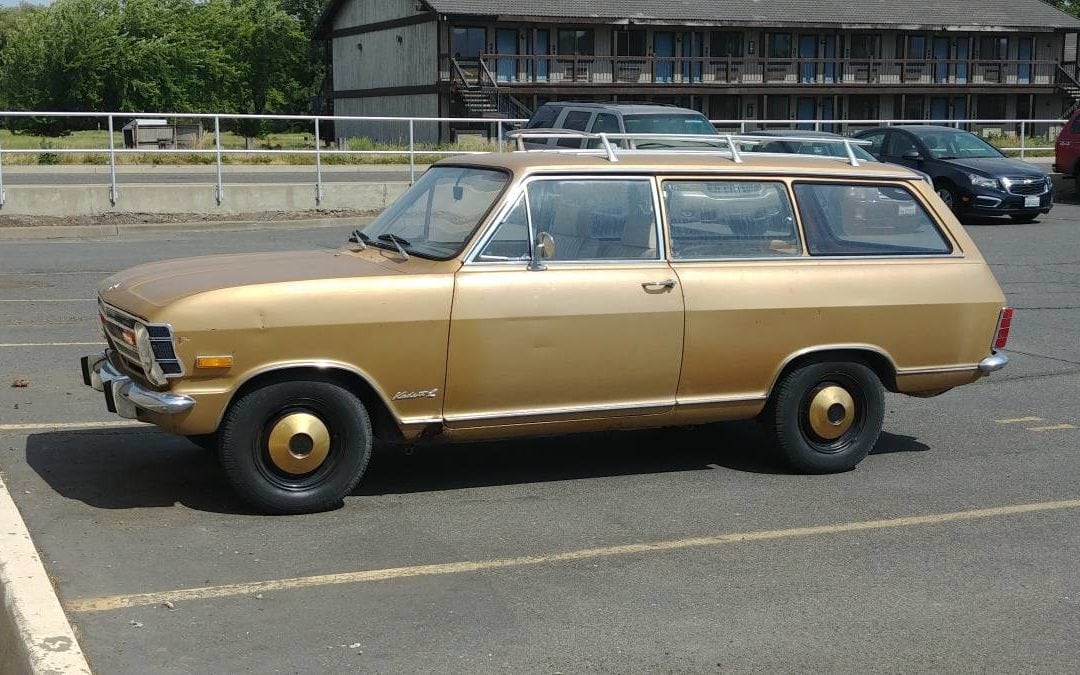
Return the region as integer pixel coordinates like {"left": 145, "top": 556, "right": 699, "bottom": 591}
{"left": 445, "top": 177, "right": 684, "bottom": 427}
{"left": 496, "top": 29, "right": 518, "bottom": 82}
{"left": 799, "top": 35, "right": 818, "bottom": 83}
{"left": 933, "top": 37, "right": 951, "bottom": 83}
{"left": 654, "top": 32, "right": 675, "bottom": 82}
{"left": 1018, "top": 37, "right": 1033, "bottom": 84}
{"left": 796, "top": 97, "right": 816, "bottom": 130}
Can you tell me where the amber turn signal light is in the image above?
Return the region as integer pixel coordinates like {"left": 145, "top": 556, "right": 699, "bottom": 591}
{"left": 195, "top": 355, "right": 234, "bottom": 369}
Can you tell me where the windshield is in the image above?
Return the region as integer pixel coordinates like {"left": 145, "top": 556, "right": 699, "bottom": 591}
{"left": 914, "top": 130, "right": 1003, "bottom": 160}
{"left": 623, "top": 114, "right": 717, "bottom": 135}
{"left": 359, "top": 166, "right": 508, "bottom": 259}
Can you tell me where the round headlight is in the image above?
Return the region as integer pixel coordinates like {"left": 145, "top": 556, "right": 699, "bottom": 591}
{"left": 133, "top": 324, "right": 167, "bottom": 386}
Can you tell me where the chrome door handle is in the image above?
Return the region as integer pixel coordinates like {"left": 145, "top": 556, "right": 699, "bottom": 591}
{"left": 642, "top": 279, "right": 677, "bottom": 290}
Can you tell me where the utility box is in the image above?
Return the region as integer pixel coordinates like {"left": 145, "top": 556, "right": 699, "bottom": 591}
{"left": 122, "top": 119, "right": 203, "bottom": 149}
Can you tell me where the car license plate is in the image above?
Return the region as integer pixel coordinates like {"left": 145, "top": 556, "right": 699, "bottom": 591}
{"left": 1024, "top": 196, "right": 1040, "bottom": 208}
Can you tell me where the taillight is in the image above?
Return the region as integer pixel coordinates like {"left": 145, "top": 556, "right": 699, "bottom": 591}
{"left": 993, "top": 307, "right": 1013, "bottom": 350}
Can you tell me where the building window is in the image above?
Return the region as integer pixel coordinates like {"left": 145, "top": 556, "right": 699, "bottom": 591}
{"left": 451, "top": 26, "right": 486, "bottom": 60}
{"left": 979, "top": 36, "right": 1008, "bottom": 60}
{"left": 711, "top": 31, "right": 743, "bottom": 58}
{"left": 848, "top": 34, "right": 880, "bottom": 59}
{"left": 903, "top": 95, "right": 925, "bottom": 120}
{"left": 977, "top": 94, "right": 1006, "bottom": 120}
{"left": 765, "top": 95, "right": 790, "bottom": 119}
{"left": 615, "top": 30, "right": 647, "bottom": 57}
{"left": 848, "top": 94, "right": 879, "bottom": 120}
{"left": 906, "top": 35, "right": 927, "bottom": 59}
{"left": 558, "top": 29, "right": 594, "bottom": 55}
{"left": 767, "top": 33, "right": 792, "bottom": 59}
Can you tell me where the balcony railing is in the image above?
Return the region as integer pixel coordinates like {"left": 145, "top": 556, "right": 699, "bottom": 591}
{"left": 467, "top": 54, "right": 1058, "bottom": 87}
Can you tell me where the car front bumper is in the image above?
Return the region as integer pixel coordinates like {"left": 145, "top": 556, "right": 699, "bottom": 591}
{"left": 80, "top": 351, "right": 195, "bottom": 420}
{"left": 958, "top": 187, "right": 1053, "bottom": 215}
{"left": 978, "top": 352, "right": 1009, "bottom": 374}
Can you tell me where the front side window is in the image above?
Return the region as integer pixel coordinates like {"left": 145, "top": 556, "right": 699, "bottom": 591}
{"left": 361, "top": 166, "right": 508, "bottom": 259}
{"left": 794, "top": 182, "right": 952, "bottom": 256}
{"left": 664, "top": 181, "right": 800, "bottom": 259}
{"left": 478, "top": 179, "right": 659, "bottom": 262}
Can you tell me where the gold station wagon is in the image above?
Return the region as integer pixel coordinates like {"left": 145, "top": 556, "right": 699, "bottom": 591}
{"left": 80, "top": 133, "right": 1013, "bottom": 514}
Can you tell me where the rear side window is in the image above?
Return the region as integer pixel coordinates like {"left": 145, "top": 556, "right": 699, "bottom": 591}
{"left": 557, "top": 110, "right": 592, "bottom": 148}
{"left": 793, "top": 183, "right": 952, "bottom": 256}
{"left": 664, "top": 181, "right": 801, "bottom": 259}
{"left": 527, "top": 105, "right": 560, "bottom": 129}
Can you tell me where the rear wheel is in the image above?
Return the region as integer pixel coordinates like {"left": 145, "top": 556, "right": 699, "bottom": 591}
{"left": 1009, "top": 213, "right": 1038, "bottom": 223}
{"left": 771, "top": 360, "right": 884, "bottom": 473}
{"left": 219, "top": 380, "right": 372, "bottom": 514}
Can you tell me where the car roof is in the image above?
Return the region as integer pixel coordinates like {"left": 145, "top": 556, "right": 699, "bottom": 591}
{"left": 537, "top": 102, "right": 705, "bottom": 116}
{"left": 436, "top": 151, "right": 922, "bottom": 179}
{"left": 859, "top": 125, "right": 966, "bottom": 135}
{"left": 747, "top": 129, "right": 843, "bottom": 138}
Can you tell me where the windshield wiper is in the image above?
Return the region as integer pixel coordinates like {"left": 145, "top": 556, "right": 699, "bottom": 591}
{"left": 378, "top": 233, "right": 411, "bottom": 260}
{"left": 347, "top": 229, "right": 371, "bottom": 250}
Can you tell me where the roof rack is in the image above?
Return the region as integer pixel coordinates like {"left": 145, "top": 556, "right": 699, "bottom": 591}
{"left": 503, "top": 130, "right": 873, "bottom": 167}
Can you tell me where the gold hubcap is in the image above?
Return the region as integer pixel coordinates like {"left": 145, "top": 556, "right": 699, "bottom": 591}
{"left": 267, "top": 412, "right": 331, "bottom": 475}
{"left": 807, "top": 385, "right": 856, "bottom": 440}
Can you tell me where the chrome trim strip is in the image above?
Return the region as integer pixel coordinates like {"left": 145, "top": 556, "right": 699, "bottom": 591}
{"left": 670, "top": 253, "right": 966, "bottom": 263}
{"left": 978, "top": 352, "right": 1009, "bottom": 373}
{"left": 896, "top": 363, "right": 981, "bottom": 376}
{"left": 443, "top": 398, "right": 675, "bottom": 424}
{"left": 676, "top": 393, "right": 768, "bottom": 407}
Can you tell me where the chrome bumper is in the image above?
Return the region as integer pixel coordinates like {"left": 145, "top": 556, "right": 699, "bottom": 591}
{"left": 79, "top": 351, "right": 195, "bottom": 419}
{"left": 978, "top": 352, "right": 1009, "bottom": 374}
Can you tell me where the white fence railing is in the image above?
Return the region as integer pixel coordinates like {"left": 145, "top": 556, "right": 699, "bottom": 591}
{"left": 0, "top": 111, "right": 1067, "bottom": 209}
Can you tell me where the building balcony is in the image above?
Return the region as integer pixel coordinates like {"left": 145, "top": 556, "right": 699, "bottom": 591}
{"left": 456, "top": 54, "right": 1058, "bottom": 89}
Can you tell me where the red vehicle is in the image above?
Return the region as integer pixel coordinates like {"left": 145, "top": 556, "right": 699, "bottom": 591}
{"left": 1054, "top": 108, "right": 1080, "bottom": 177}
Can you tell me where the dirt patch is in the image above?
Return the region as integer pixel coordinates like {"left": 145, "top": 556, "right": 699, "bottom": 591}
{"left": 0, "top": 209, "right": 379, "bottom": 228}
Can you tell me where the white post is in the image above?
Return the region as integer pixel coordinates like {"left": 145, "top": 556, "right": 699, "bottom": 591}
{"left": 1020, "top": 120, "right": 1026, "bottom": 159}
{"left": 0, "top": 128, "right": 5, "bottom": 208}
{"left": 107, "top": 115, "right": 118, "bottom": 206}
{"left": 497, "top": 119, "right": 504, "bottom": 152}
{"left": 214, "top": 116, "right": 224, "bottom": 205}
{"left": 409, "top": 119, "right": 416, "bottom": 185}
{"left": 314, "top": 117, "right": 324, "bottom": 205}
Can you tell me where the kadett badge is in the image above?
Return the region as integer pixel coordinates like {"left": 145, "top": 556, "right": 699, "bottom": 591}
{"left": 392, "top": 389, "right": 439, "bottom": 401}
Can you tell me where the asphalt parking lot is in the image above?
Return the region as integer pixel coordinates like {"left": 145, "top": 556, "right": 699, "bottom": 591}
{"left": 1, "top": 206, "right": 1079, "bottom": 673}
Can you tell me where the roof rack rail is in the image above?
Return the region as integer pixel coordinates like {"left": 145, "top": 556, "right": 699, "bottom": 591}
{"left": 503, "top": 130, "right": 873, "bottom": 167}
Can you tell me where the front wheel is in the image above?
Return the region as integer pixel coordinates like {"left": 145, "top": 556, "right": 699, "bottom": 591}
{"left": 219, "top": 380, "right": 372, "bottom": 514}
{"left": 935, "top": 185, "right": 957, "bottom": 211}
{"left": 770, "top": 360, "right": 885, "bottom": 473}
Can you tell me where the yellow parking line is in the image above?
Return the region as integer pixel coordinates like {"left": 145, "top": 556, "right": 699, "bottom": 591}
{"left": 0, "top": 421, "right": 146, "bottom": 432}
{"left": 65, "top": 497, "right": 1080, "bottom": 614}
{"left": 994, "top": 416, "right": 1043, "bottom": 424}
{"left": 1027, "top": 424, "right": 1077, "bottom": 432}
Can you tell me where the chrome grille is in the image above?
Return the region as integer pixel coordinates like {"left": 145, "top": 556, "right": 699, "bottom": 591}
{"left": 98, "top": 300, "right": 183, "bottom": 380}
{"left": 1002, "top": 176, "right": 1048, "bottom": 196}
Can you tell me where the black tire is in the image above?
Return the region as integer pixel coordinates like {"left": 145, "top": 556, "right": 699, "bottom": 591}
{"left": 219, "top": 380, "right": 372, "bottom": 515}
{"left": 1009, "top": 213, "right": 1038, "bottom": 223}
{"left": 934, "top": 183, "right": 957, "bottom": 212}
{"left": 185, "top": 433, "right": 219, "bottom": 454}
{"left": 771, "top": 360, "right": 884, "bottom": 474}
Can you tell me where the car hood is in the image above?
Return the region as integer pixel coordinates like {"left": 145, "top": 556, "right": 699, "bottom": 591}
{"left": 98, "top": 249, "right": 404, "bottom": 318}
{"left": 940, "top": 156, "right": 1046, "bottom": 176}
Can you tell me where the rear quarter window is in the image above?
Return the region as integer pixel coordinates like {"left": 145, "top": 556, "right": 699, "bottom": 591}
{"left": 793, "top": 182, "right": 953, "bottom": 256}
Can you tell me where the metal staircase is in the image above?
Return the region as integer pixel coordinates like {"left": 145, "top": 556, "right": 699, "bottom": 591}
{"left": 1057, "top": 66, "right": 1080, "bottom": 116}
{"left": 450, "top": 58, "right": 533, "bottom": 120}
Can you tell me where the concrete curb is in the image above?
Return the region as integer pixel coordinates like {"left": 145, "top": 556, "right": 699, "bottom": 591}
{"left": 0, "top": 472, "right": 92, "bottom": 674}
{"left": 0, "top": 216, "right": 375, "bottom": 241}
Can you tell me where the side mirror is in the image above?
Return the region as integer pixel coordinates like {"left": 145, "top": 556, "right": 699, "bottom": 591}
{"left": 901, "top": 150, "right": 922, "bottom": 161}
{"left": 529, "top": 231, "right": 555, "bottom": 270}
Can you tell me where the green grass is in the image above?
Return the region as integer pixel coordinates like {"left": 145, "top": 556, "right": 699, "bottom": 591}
{"left": 0, "top": 129, "right": 498, "bottom": 165}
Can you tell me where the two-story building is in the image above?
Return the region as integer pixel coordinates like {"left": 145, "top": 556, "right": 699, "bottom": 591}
{"left": 313, "top": 0, "right": 1080, "bottom": 142}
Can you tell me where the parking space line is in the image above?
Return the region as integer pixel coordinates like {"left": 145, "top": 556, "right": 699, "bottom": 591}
{"left": 65, "top": 497, "right": 1080, "bottom": 614}
{"left": 994, "top": 416, "right": 1043, "bottom": 424}
{"left": 0, "top": 299, "right": 96, "bottom": 303}
{"left": 0, "top": 342, "right": 105, "bottom": 348}
{"left": 1026, "top": 424, "right": 1077, "bottom": 432}
{"left": 0, "top": 421, "right": 147, "bottom": 432}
